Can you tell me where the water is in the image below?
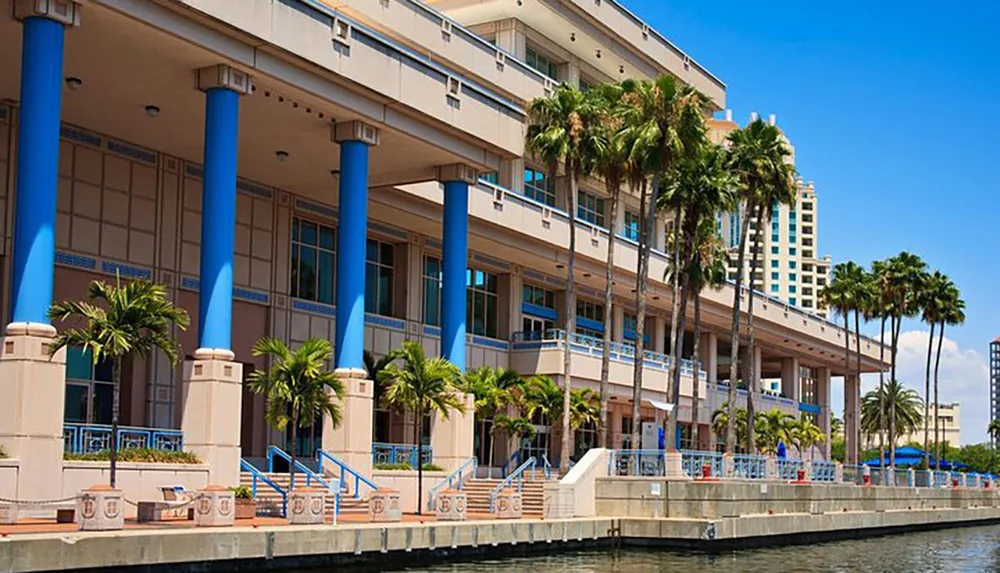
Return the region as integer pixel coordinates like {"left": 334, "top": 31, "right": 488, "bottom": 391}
{"left": 371, "top": 525, "right": 1000, "bottom": 573}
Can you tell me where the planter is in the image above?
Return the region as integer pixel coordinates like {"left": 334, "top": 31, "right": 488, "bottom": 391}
{"left": 369, "top": 488, "right": 402, "bottom": 523}
{"left": 436, "top": 489, "right": 466, "bottom": 521}
{"left": 288, "top": 487, "right": 327, "bottom": 525}
{"left": 495, "top": 488, "right": 522, "bottom": 520}
{"left": 77, "top": 485, "right": 124, "bottom": 531}
{"left": 194, "top": 485, "right": 235, "bottom": 527}
{"left": 234, "top": 499, "right": 257, "bottom": 520}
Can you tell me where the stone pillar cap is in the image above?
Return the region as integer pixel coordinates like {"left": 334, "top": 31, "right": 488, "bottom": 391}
{"left": 85, "top": 485, "right": 118, "bottom": 492}
{"left": 200, "top": 485, "right": 231, "bottom": 492}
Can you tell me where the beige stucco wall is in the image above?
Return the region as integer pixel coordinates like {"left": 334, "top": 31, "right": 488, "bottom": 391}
{"left": 371, "top": 470, "right": 447, "bottom": 514}
{"left": 61, "top": 461, "right": 210, "bottom": 516}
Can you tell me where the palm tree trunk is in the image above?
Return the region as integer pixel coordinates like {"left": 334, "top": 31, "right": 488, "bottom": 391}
{"left": 599, "top": 184, "right": 621, "bottom": 449}
{"left": 889, "top": 312, "right": 901, "bottom": 467}
{"left": 934, "top": 321, "right": 945, "bottom": 470}
{"left": 668, "top": 284, "right": 689, "bottom": 453}
{"left": 668, "top": 206, "right": 684, "bottom": 414}
{"left": 853, "top": 310, "right": 862, "bottom": 466}
{"left": 480, "top": 418, "right": 487, "bottom": 464}
{"left": 110, "top": 358, "right": 122, "bottom": 489}
{"left": 289, "top": 412, "right": 298, "bottom": 491}
{"left": 690, "top": 287, "right": 703, "bottom": 449}
{"left": 744, "top": 202, "right": 765, "bottom": 454}
{"left": 415, "top": 405, "right": 423, "bottom": 514}
{"left": 841, "top": 311, "right": 850, "bottom": 460}
{"left": 632, "top": 177, "right": 659, "bottom": 452}
{"left": 726, "top": 198, "right": 755, "bottom": 452}
{"left": 923, "top": 322, "right": 935, "bottom": 469}
{"left": 878, "top": 314, "right": 887, "bottom": 467}
{"left": 487, "top": 428, "right": 496, "bottom": 475}
{"left": 561, "top": 166, "right": 579, "bottom": 473}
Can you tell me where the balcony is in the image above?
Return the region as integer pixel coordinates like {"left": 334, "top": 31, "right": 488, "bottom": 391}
{"left": 510, "top": 330, "right": 707, "bottom": 400}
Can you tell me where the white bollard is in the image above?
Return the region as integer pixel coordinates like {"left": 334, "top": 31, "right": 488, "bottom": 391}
{"left": 77, "top": 485, "right": 124, "bottom": 531}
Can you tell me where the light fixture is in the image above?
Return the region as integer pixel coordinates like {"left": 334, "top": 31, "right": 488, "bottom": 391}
{"left": 144, "top": 105, "right": 160, "bottom": 118}
{"left": 330, "top": 169, "right": 341, "bottom": 177}
{"left": 556, "top": 264, "right": 565, "bottom": 270}
{"left": 595, "top": 49, "right": 602, "bottom": 59}
{"left": 65, "top": 77, "right": 82, "bottom": 91}
{"left": 570, "top": 32, "right": 576, "bottom": 42}
{"left": 583, "top": 273, "right": 591, "bottom": 278}
{"left": 275, "top": 150, "right": 289, "bottom": 162}
{"left": 619, "top": 65, "right": 626, "bottom": 74}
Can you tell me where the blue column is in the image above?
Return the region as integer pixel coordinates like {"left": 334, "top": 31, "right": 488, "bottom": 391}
{"left": 197, "top": 88, "right": 240, "bottom": 351}
{"left": 334, "top": 140, "right": 370, "bottom": 370}
{"left": 10, "top": 17, "right": 66, "bottom": 326}
{"left": 441, "top": 180, "right": 469, "bottom": 371}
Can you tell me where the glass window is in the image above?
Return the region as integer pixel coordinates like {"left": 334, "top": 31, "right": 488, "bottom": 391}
{"left": 365, "top": 239, "right": 394, "bottom": 316}
{"left": 65, "top": 346, "right": 114, "bottom": 425}
{"left": 479, "top": 171, "right": 499, "bottom": 185}
{"left": 523, "top": 166, "right": 556, "bottom": 207}
{"left": 789, "top": 247, "right": 797, "bottom": 256}
{"left": 770, "top": 285, "right": 779, "bottom": 293}
{"left": 771, "top": 246, "right": 779, "bottom": 254}
{"left": 770, "top": 272, "right": 779, "bottom": 280}
{"left": 624, "top": 313, "right": 637, "bottom": 332}
{"left": 771, "top": 233, "right": 779, "bottom": 242}
{"left": 771, "top": 260, "right": 779, "bottom": 268}
{"left": 623, "top": 211, "right": 640, "bottom": 241}
{"left": 422, "top": 256, "right": 442, "bottom": 326}
{"left": 789, "top": 285, "right": 797, "bottom": 293}
{"left": 790, "top": 297, "right": 797, "bottom": 306}
{"left": 789, "top": 273, "right": 797, "bottom": 281}
{"left": 576, "top": 299, "right": 605, "bottom": 322}
{"left": 790, "top": 261, "right": 797, "bottom": 269}
{"left": 526, "top": 47, "right": 558, "bottom": 80}
{"left": 579, "top": 78, "right": 593, "bottom": 92}
{"left": 291, "top": 218, "right": 336, "bottom": 304}
{"left": 523, "top": 284, "right": 555, "bottom": 309}
{"left": 577, "top": 191, "right": 605, "bottom": 227}
{"left": 467, "top": 266, "right": 499, "bottom": 338}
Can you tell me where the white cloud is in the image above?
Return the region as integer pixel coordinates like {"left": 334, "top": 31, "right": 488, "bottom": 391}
{"left": 832, "top": 330, "right": 989, "bottom": 446}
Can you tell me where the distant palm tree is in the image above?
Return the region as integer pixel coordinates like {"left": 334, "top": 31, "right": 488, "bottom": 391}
{"left": 789, "top": 415, "right": 826, "bottom": 459}
{"left": 492, "top": 415, "right": 537, "bottom": 462}
{"left": 860, "top": 379, "right": 923, "bottom": 449}
{"left": 379, "top": 341, "right": 465, "bottom": 514}
{"left": 462, "top": 366, "right": 522, "bottom": 470}
{"left": 365, "top": 349, "right": 401, "bottom": 440}
{"left": 711, "top": 403, "right": 750, "bottom": 449}
{"left": 568, "top": 388, "right": 600, "bottom": 432}
{"left": 725, "top": 119, "right": 797, "bottom": 454}
{"left": 524, "top": 375, "right": 565, "bottom": 433}
{"left": 526, "top": 84, "right": 600, "bottom": 472}
{"left": 755, "top": 409, "right": 794, "bottom": 455}
{"left": 933, "top": 282, "right": 964, "bottom": 469}
{"left": 49, "top": 277, "right": 189, "bottom": 488}
{"left": 918, "top": 271, "right": 949, "bottom": 468}
{"left": 247, "top": 337, "right": 344, "bottom": 490}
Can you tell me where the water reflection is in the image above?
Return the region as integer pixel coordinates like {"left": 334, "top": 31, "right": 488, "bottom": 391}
{"left": 375, "top": 525, "right": 1000, "bottom": 573}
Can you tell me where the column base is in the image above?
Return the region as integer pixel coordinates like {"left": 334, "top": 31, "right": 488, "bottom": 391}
{"left": 430, "top": 393, "right": 475, "bottom": 472}
{"left": 0, "top": 330, "right": 66, "bottom": 501}
{"left": 181, "top": 356, "right": 243, "bottom": 487}
{"left": 664, "top": 451, "right": 689, "bottom": 481}
{"left": 322, "top": 369, "right": 373, "bottom": 482}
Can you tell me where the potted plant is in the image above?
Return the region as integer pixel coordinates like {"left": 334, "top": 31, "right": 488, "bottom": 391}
{"left": 230, "top": 485, "right": 256, "bottom": 519}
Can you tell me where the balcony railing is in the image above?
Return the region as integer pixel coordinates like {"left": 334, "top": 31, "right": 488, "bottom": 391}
{"left": 372, "top": 443, "right": 433, "bottom": 468}
{"left": 63, "top": 423, "right": 183, "bottom": 454}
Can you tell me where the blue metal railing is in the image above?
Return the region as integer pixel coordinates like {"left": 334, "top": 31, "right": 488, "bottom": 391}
{"left": 63, "top": 423, "right": 183, "bottom": 454}
{"left": 241, "top": 458, "right": 287, "bottom": 517}
{"left": 541, "top": 454, "right": 553, "bottom": 480}
{"left": 372, "top": 442, "right": 433, "bottom": 468}
{"left": 317, "top": 449, "right": 378, "bottom": 499}
{"left": 266, "top": 445, "right": 336, "bottom": 492}
{"left": 777, "top": 458, "right": 806, "bottom": 481}
{"left": 428, "top": 456, "right": 478, "bottom": 511}
{"left": 608, "top": 450, "right": 665, "bottom": 477}
{"left": 811, "top": 460, "right": 836, "bottom": 482}
{"left": 489, "top": 456, "right": 536, "bottom": 512}
{"left": 681, "top": 450, "right": 724, "bottom": 478}
{"left": 733, "top": 454, "right": 768, "bottom": 480}
{"left": 500, "top": 450, "right": 521, "bottom": 478}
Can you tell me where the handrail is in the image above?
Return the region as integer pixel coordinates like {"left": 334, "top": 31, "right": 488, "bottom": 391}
{"left": 317, "top": 449, "right": 378, "bottom": 499}
{"left": 489, "top": 456, "right": 537, "bottom": 513}
{"left": 500, "top": 450, "right": 521, "bottom": 478}
{"left": 266, "top": 445, "right": 335, "bottom": 492}
{"left": 541, "top": 454, "right": 553, "bottom": 480}
{"left": 240, "top": 458, "right": 287, "bottom": 517}
{"left": 428, "top": 456, "right": 478, "bottom": 511}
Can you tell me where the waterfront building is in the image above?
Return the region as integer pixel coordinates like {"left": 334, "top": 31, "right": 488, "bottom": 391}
{"left": 992, "top": 338, "right": 1000, "bottom": 446}
{"left": 0, "top": 0, "right": 885, "bottom": 502}
{"left": 895, "top": 402, "right": 962, "bottom": 448}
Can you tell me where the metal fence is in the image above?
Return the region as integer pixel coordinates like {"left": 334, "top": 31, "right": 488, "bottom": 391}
{"left": 681, "top": 450, "right": 724, "bottom": 478}
{"left": 371, "top": 443, "right": 433, "bottom": 467}
{"left": 609, "top": 450, "right": 666, "bottom": 477}
{"left": 63, "top": 423, "right": 183, "bottom": 454}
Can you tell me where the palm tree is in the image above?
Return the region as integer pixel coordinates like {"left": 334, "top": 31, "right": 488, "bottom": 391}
{"left": 866, "top": 259, "right": 893, "bottom": 465}
{"left": 526, "top": 84, "right": 599, "bottom": 472}
{"left": 711, "top": 403, "right": 750, "bottom": 449}
{"left": 883, "top": 252, "right": 927, "bottom": 466}
{"left": 820, "top": 261, "right": 866, "bottom": 463}
{"left": 755, "top": 409, "right": 794, "bottom": 455}
{"left": 492, "top": 415, "right": 537, "bottom": 463}
{"left": 49, "top": 277, "right": 189, "bottom": 488}
{"left": 860, "top": 379, "right": 923, "bottom": 450}
{"left": 379, "top": 341, "right": 465, "bottom": 514}
{"left": 789, "top": 415, "right": 826, "bottom": 459}
{"left": 365, "top": 349, "right": 401, "bottom": 440}
{"left": 462, "top": 366, "right": 522, "bottom": 470}
{"left": 724, "top": 119, "right": 797, "bottom": 454}
{"left": 568, "top": 388, "right": 600, "bottom": 432}
{"left": 247, "top": 338, "right": 344, "bottom": 489}
{"left": 588, "top": 83, "right": 628, "bottom": 449}
{"left": 660, "top": 143, "right": 738, "bottom": 451}
{"left": 918, "top": 271, "right": 948, "bottom": 468}
{"left": 933, "top": 282, "right": 964, "bottom": 469}
{"left": 619, "top": 75, "right": 708, "bottom": 451}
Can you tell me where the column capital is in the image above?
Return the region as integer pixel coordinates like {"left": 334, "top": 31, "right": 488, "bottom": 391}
{"left": 14, "top": 0, "right": 80, "bottom": 26}
{"left": 438, "top": 163, "right": 479, "bottom": 184}
{"left": 196, "top": 64, "right": 253, "bottom": 95}
{"left": 332, "top": 120, "right": 380, "bottom": 146}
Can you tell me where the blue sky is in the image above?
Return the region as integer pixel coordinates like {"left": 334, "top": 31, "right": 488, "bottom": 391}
{"left": 619, "top": 0, "right": 1000, "bottom": 442}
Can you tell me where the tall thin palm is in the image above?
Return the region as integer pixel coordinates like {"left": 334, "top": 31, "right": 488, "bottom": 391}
{"left": 619, "top": 75, "right": 708, "bottom": 450}
{"left": 725, "top": 119, "right": 797, "bottom": 453}
{"left": 918, "top": 271, "right": 948, "bottom": 467}
{"left": 867, "top": 259, "right": 893, "bottom": 465}
{"left": 526, "top": 84, "right": 599, "bottom": 472}
{"left": 934, "top": 284, "right": 964, "bottom": 469}
{"left": 379, "top": 341, "right": 465, "bottom": 514}
{"left": 247, "top": 338, "right": 344, "bottom": 489}
{"left": 49, "top": 277, "right": 189, "bottom": 488}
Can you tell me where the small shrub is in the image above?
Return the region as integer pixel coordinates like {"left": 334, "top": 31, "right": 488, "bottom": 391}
{"left": 423, "top": 463, "right": 444, "bottom": 472}
{"left": 63, "top": 448, "right": 200, "bottom": 464}
{"left": 374, "top": 462, "right": 445, "bottom": 472}
{"left": 0, "top": 444, "right": 8, "bottom": 459}
{"left": 229, "top": 485, "right": 253, "bottom": 499}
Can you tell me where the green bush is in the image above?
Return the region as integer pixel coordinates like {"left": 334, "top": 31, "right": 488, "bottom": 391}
{"left": 0, "top": 444, "right": 8, "bottom": 459}
{"left": 374, "top": 462, "right": 444, "bottom": 472}
{"left": 229, "top": 485, "right": 253, "bottom": 499}
{"left": 64, "top": 448, "right": 200, "bottom": 464}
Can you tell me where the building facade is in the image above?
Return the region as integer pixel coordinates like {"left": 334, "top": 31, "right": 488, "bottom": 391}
{"left": 991, "top": 338, "right": 1000, "bottom": 446}
{"left": 0, "top": 0, "right": 884, "bottom": 501}
{"left": 897, "top": 403, "right": 962, "bottom": 449}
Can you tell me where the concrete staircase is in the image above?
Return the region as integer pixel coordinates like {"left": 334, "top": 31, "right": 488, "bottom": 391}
{"left": 239, "top": 471, "right": 369, "bottom": 519}
{"left": 461, "top": 477, "right": 552, "bottom": 516}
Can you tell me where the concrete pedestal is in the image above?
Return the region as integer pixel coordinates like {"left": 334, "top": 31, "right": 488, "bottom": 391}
{"left": 369, "top": 489, "right": 402, "bottom": 523}
{"left": 0, "top": 503, "right": 17, "bottom": 525}
{"left": 722, "top": 453, "right": 735, "bottom": 479}
{"left": 182, "top": 351, "right": 243, "bottom": 487}
{"left": 0, "top": 326, "right": 66, "bottom": 502}
{"left": 288, "top": 487, "right": 327, "bottom": 525}
{"left": 323, "top": 369, "right": 373, "bottom": 479}
{"left": 765, "top": 456, "right": 778, "bottom": 481}
{"left": 664, "top": 451, "right": 688, "bottom": 480}
{"left": 495, "top": 489, "right": 522, "bottom": 519}
{"left": 430, "top": 393, "right": 475, "bottom": 472}
{"left": 77, "top": 486, "right": 124, "bottom": 531}
{"left": 543, "top": 482, "right": 574, "bottom": 519}
{"left": 194, "top": 485, "right": 235, "bottom": 527}
{"left": 437, "top": 489, "right": 467, "bottom": 521}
